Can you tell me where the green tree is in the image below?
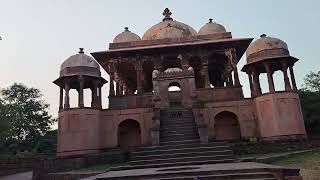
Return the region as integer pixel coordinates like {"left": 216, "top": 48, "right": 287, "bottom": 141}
{"left": 304, "top": 70, "right": 320, "bottom": 92}
{"left": 300, "top": 70, "right": 320, "bottom": 135}
{"left": 299, "top": 90, "right": 320, "bottom": 134}
{"left": 1, "top": 83, "right": 56, "bottom": 146}
{"left": 0, "top": 97, "right": 11, "bottom": 148}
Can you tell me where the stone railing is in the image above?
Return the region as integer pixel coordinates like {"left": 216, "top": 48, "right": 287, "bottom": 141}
{"left": 154, "top": 70, "right": 194, "bottom": 80}
{"left": 109, "top": 32, "right": 232, "bottom": 49}
{"left": 109, "top": 93, "right": 153, "bottom": 109}
{"left": 197, "top": 86, "right": 244, "bottom": 102}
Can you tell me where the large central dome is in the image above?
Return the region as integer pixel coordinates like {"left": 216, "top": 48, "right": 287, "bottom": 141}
{"left": 142, "top": 8, "right": 197, "bottom": 40}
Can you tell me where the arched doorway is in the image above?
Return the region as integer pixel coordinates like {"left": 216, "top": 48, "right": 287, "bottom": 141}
{"left": 168, "top": 82, "right": 182, "bottom": 106}
{"left": 118, "top": 119, "right": 141, "bottom": 148}
{"left": 214, "top": 111, "right": 241, "bottom": 140}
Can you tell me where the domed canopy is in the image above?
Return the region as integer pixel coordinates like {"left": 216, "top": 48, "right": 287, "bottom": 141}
{"left": 246, "top": 34, "right": 289, "bottom": 57}
{"left": 246, "top": 34, "right": 290, "bottom": 64}
{"left": 113, "top": 27, "right": 141, "bottom": 43}
{"left": 198, "top": 19, "right": 227, "bottom": 35}
{"left": 142, "top": 8, "right": 197, "bottom": 40}
{"left": 60, "top": 48, "right": 101, "bottom": 77}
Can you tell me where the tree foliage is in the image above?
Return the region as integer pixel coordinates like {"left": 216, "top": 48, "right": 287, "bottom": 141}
{"left": 299, "top": 90, "right": 320, "bottom": 134}
{"left": 300, "top": 70, "right": 320, "bottom": 135}
{"left": 0, "top": 83, "right": 56, "bottom": 153}
{"left": 304, "top": 70, "right": 320, "bottom": 92}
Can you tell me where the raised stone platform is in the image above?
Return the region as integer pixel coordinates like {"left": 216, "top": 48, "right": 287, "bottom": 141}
{"left": 81, "top": 162, "right": 300, "bottom": 180}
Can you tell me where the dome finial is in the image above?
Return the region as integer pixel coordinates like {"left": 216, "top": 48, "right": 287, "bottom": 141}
{"left": 209, "top": 18, "right": 213, "bottom": 23}
{"left": 162, "top": 8, "right": 173, "bottom": 21}
{"left": 260, "top": 34, "right": 267, "bottom": 38}
{"left": 79, "top": 48, "right": 84, "bottom": 54}
{"left": 124, "top": 27, "right": 130, "bottom": 32}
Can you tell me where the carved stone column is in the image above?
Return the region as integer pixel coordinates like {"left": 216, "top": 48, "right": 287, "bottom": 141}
{"left": 200, "top": 56, "right": 210, "bottom": 88}
{"left": 281, "top": 62, "right": 292, "bottom": 91}
{"left": 91, "top": 81, "right": 98, "bottom": 108}
{"left": 201, "top": 65, "right": 210, "bottom": 88}
{"left": 97, "top": 85, "right": 102, "bottom": 109}
{"left": 119, "top": 80, "right": 123, "bottom": 96}
{"left": 151, "top": 108, "right": 160, "bottom": 146}
{"left": 135, "top": 61, "right": 143, "bottom": 94}
{"left": 252, "top": 69, "right": 262, "bottom": 95}
{"left": 264, "top": 62, "right": 275, "bottom": 92}
{"left": 59, "top": 86, "right": 63, "bottom": 110}
{"left": 233, "top": 66, "right": 241, "bottom": 86}
{"left": 108, "top": 63, "right": 115, "bottom": 96}
{"left": 247, "top": 72, "right": 255, "bottom": 97}
{"left": 227, "top": 73, "right": 233, "bottom": 87}
{"left": 64, "top": 81, "right": 70, "bottom": 109}
{"left": 289, "top": 65, "right": 297, "bottom": 91}
{"left": 116, "top": 82, "right": 120, "bottom": 96}
{"left": 78, "top": 76, "right": 84, "bottom": 108}
{"left": 115, "top": 72, "right": 121, "bottom": 96}
{"left": 179, "top": 53, "right": 190, "bottom": 70}
{"left": 225, "top": 48, "right": 240, "bottom": 86}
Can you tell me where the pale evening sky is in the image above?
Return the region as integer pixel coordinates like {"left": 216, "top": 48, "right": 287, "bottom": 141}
{"left": 0, "top": 0, "right": 319, "bottom": 127}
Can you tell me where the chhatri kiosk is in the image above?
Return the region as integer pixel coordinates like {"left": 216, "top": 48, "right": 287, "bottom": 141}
{"left": 54, "top": 8, "right": 306, "bottom": 157}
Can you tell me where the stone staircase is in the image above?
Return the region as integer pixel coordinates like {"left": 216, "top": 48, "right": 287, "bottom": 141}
{"left": 85, "top": 106, "right": 296, "bottom": 180}
{"left": 111, "top": 107, "right": 236, "bottom": 171}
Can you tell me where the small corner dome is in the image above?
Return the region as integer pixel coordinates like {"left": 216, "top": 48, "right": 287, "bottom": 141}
{"left": 60, "top": 48, "right": 101, "bottom": 77}
{"left": 113, "top": 27, "right": 141, "bottom": 43}
{"left": 198, "top": 19, "right": 227, "bottom": 35}
{"left": 246, "top": 34, "right": 289, "bottom": 58}
{"left": 142, "top": 8, "right": 197, "bottom": 40}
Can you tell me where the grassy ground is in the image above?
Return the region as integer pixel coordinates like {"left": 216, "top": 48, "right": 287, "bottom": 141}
{"left": 271, "top": 150, "right": 320, "bottom": 180}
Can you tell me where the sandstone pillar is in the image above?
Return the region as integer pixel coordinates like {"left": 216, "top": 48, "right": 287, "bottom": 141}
{"left": 116, "top": 82, "right": 120, "bottom": 96}
{"left": 264, "top": 62, "right": 275, "bottom": 92}
{"left": 78, "top": 77, "right": 84, "bottom": 108}
{"left": 201, "top": 65, "right": 210, "bottom": 88}
{"left": 289, "top": 66, "right": 297, "bottom": 91}
{"left": 91, "top": 82, "right": 97, "bottom": 108}
{"left": 97, "top": 85, "right": 102, "bottom": 109}
{"left": 108, "top": 64, "right": 115, "bottom": 96}
{"left": 252, "top": 69, "right": 262, "bottom": 95}
{"left": 233, "top": 66, "right": 241, "bottom": 86}
{"left": 59, "top": 86, "right": 63, "bottom": 110}
{"left": 119, "top": 80, "right": 123, "bottom": 96}
{"left": 282, "top": 63, "right": 292, "bottom": 91}
{"left": 135, "top": 61, "right": 143, "bottom": 94}
{"left": 64, "top": 82, "right": 70, "bottom": 109}
{"left": 247, "top": 72, "right": 255, "bottom": 97}
{"left": 227, "top": 73, "right": 233, "bottom": 87}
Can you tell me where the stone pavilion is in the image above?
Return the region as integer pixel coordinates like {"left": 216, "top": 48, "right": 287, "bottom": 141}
{"left": 54, "top": 8, "right": 306, "bottom": 157}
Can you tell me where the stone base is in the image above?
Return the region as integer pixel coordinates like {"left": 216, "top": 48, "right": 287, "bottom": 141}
{"left": 80, "top": 162, "right": 300, "bottom": 180}
{"left": 260, "top": 134, "right": 308, "bottom": 142}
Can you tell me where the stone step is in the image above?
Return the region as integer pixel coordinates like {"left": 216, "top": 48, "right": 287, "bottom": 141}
{"left": 160, "top": 121, "right": 196, "bottom": 126}
{"left": 160, "top": 131, "right": 198, "bottom": 138}
{"left": 160, "top": 135, "right": 199, "bottom": 142}
{"left": 110, "top": 158, "right": 235, "bottom": 171}
{"left": 160, "top": 133, "right": 198, "bottom": 139}
{"left": 129, "top": 154, "right": 234, "bottom": 165}
{"left": 148, "top": 172, "right": 275, "bottom": 180}
{"left": 160, "top": 139, "right": 200, "bottom": 146}
{"left": 133, "top": 142, "right": 229, "bottom": 153}
{"left": 161, "top": 118, "right": 195, "bottom": 122}
{"left": 160, "top": 128, "right": 198, "bottom": 135}
{"left": 130, "top": 149, "right": 234, "bottom": 161}
{"left": 160, "top": 124, "right": 198, "bottom": 131}
{"left": 131, "top": 145, "right": 231, "bottom": 156}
